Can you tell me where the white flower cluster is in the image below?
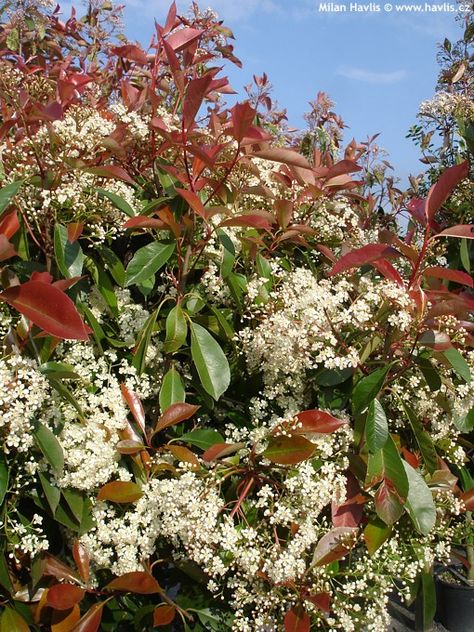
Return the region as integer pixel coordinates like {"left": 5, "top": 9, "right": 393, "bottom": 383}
{"left": 419, "top": 91, "right": 474, "bottom": 121}
{"left": 239, "top": 267, "right": 414, "bottom": 413}
{"left": 0, "top": 353, "right": 51, "bottom": 453}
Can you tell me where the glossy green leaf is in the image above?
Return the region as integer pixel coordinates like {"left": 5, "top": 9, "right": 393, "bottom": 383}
{"left": 38, "top": 471, "right": 60, "bottom": 514}
{"left": 364, "top": 517, "right": 392, "bottom": 555}
{"left": 401, "top": 403, "right": 438, "bottom": 473}
{"left": 366, "top": 435, "right": 409, "bottom": 500}
{"left": 38, "top": 362, "right": 80, "bottom": 380}
{"left": 47, "top": 377, "right": 85, "bottom": 420}
{"left": 190, "top": 321, "right": 230, "bottom": 400}
{"left": 0, "top": 555, "right": 13, "bottom": 594}
{"left": 0, "top": 606, "right": 29, "bottom": 632}
{"left": 460, "top": 238, "right": 471, "bottom": 274}
{"left": 414, "top": 356, "right": 441, "bottom": 392}
{"left": 159, "top": 368, "right": 185, "bottom": 412}
{"left": 54, "top": 224, "right": 84, "bottom": 279}
{"left": 442, "top": 346, "right": 471, "bottom": 383}
{"left": 96, "top": 187, "right": 135, "bottom": 217}
{"left": 0, "top": 453, "right": 8, "bottom": 507}
{"left": 403, "top": 461, "right": 436, "bottom": 535}
{"left": 217, "top": 229, "right": 235, "bottom": 279}
{"left": 33, "top": 423, "right": 64, "bottom": 474}
{"left": 0, "top": 180, "right": 22, "bottom": 214}
{"left": 180, "top": 428, "right": 224, "bottom": 450}
{"left": 165, "top": 304, "right": 187, "bottom": 353}
{"left": 125, "top": 241, "right": 175, "bottom": 287}
{"left": 97, "top": 245, "right": 126, "bottom": 287}
{"left": 352, "top": 364, "right": 391, "bottom": 415}
{"left": 132, "top": 308, "right": 158, "bottom": 374}
{"left": 454, "top": 406, "right": 474, "bottom": 433}
{"left": 366, "top": 399, "right": 388, "bottom": 453}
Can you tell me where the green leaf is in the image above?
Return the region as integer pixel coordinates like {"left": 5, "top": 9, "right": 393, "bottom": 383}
{"left": 401, "top": 403, "right": 438, "bottom": 473}
{"left": 352, "top": 364, "right": 392, "bottom": 415}
{"left": 263, "top": 435, "right": 316, "bottom": 465}
{"left": 0, "top": 555, "right": 13, "bottom": 594}
{"left": 366, "top": 399, "right": 388, "bottom": 453}
{"left": 403, "top": 461, "right": 436, "bottom": 535}
{"left": 38, "top": 362, "right": 80, "bottom": 380}
{"left": 47, "top": 377, "right": 85, "bottom": 420}
{"left": 62, "top": 489, "right": 84, "bottom": 523}
{"left": 165, "top": 304, "right": 188, "bottom": 353}
{"left": 414, "top": 356, "right": 441, "bottom": 392}
{"left": 217, "top": 229, "right": 235, "bottom": 279}
{"left": 0, "top": 453, "right": 8, "bottom": 507}
{"left": 97, "top": 246, "right": 126, "bottom": 287}
{"left": 96, "top": 187, "right": 135, "bottom": 217}
{"left": 159, "top": 368, "right": 185, "bottom": 412}
{"left": 125, "top": 242, "right": 175, "bottom": 287}
{"left": 38, "top": 471, "right": 60, "bottom": 514}
{"left": 415, "top": 571, "right": 436, "bottom": 631}
{"left": 366, "top": 435, "right": 409, "bottom": 500}
{"left": 461, "top": 238, "right": 471, "bottom": 274}
{"left": 315, "top": 367, "right": 353, "bottom": 387}
{"left": 0, "top": 606, "right": 29, "bottom": 632}
{"left": 364, "top": 517, "right": 392, "bottom": 555}
{"left": 33, "top": 423, "right": 64, "bottom": 474}
{"left": 190, "top": 322, "right": 230, "bottom": 400}
{"left": 132, "top": 308, "right": 158, "bottom": 374}
{"left": 0, "top": 180, "right": 22, "bottom": 214}
{"left": 54, "top": 224, "right": 84, "bottom": 279}
{"left": 454, "top": 406, "right": 474, "bottom": 433}
{"left": 84, "top": 256, "right": 118, "bottom": 317}
{"left": 180, "top": 429, "right": 224, "bottom": 450}
{"left": 442, "top": 347, "right": 471, "bottom": 383}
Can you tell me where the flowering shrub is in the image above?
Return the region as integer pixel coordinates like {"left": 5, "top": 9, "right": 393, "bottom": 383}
{"left": 0, "top": 1, "right": 472, "bottom": 631}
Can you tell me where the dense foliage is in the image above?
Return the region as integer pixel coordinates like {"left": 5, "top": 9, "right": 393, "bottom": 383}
{"left": 0, "top": 1, "right": 472, "bottom": 630}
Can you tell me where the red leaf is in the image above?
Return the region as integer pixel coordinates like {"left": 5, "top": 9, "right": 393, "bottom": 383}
{"left": 40, "top": 554, "right": 81, "bottom": 583}
{"left": 202, "top": 442, "right": 243, "bottom": 462}
{"left": 72, "top": 540, "right": 90, "bottom": 584}
{"left": 154, "top": 402, "right": 200, "bottom": 434}
{"left": 162, "top": 39, "right": 185, "bottom": 96}
{"left": 116, "top": 440, "right": 145, "bottom": 454}
{"left": 176, "top": 188, "right": 209, "bottom": 219}
{"left": 0, "top": 281, "right": 89, "bottom": 340}
{"left": 112, "top": 44, "right": 148, "bottom": 65}
{"left": 425, "top": 161, "right": 469, "bottom": 222}
{"left": 263, "top": 435, "right": 315, "bottom": 465}
{"left": 97, "top": 481, "right": 143, "bottom": 504}
{"left": 105, "top": 572, "right": 161, "bottom": 594}
{"left": 332, "top": 474, "right": 365, "bottom": 527}
{"left": 305, "top": 592, "right": 331, "bottom": 614}
{"left": 120, "top": 384, "right": 146, "bottom": 434}
{"left": 372, "top": 259, "right": 404, "bottom": 286}
{"left": 374, "top": 480, "right": 404, "bottom": 525}
{"left": 47, "top": 584, "right": 85, "bottom": 611}
{"left": 53, "top": 277, "right": 85, "bottom": 292}
{"left": 329, "top": 244, "right": 401, "bottom": 277}
{"left": 85, "top": 165, "right": 135, "bottom": 186}
{"left": 312, "top": 527, "right": 357, "bottom": 566}
{"left": 284, "top": 608, "right": 310, "bottom": 632}
{"left": 123, "top": 216, "right": 165, "bottom": 229}
{"left": 418, "top": 330, "right": 452, "bottom": 351}
{"left": 0, "top": 209, "right": 19, "bottom": 239}
{"left": 230, "top": 102, "right": 256, "bottom": 142}
{"left": 153, "top": 604, "right": 176, "bottom": 626}
{"left": 67, "top": 223, "right": 84, "bottom": 243}
{"left": 166, "top": 28, "right": 204, "bottom": 52}
{"left": 433, "top": 224, "right": 474, "bottom": 240}
{"left": 461, "top": 488, "right": 474, "bottom": 512}
{"left": 295, "top": 410, "right": 347, "bottom": 434}
{"left": 220, "top": 214, "right": 272, "bottom": 230}
{"left": 0, "top": 234, "right": 16, "bottom": 261}
{"left": 253, "top": 147, "right": 312, "bottom": 170}
{"left": 325, "top": 160, "right": 362, "bottom": 179}
{"left": 423, "top": 266, "right": 473, "bottom": 288}
{"left": 183, "top": 74, "right": 213, "bottom": 129}
{"left": 163, "top": 1, "right": 177, "bottom": 35}
{"left": 69, "top": 602, "right": 104, "bottom": 632}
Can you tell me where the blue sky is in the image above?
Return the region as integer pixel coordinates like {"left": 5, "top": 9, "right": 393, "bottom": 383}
{"left": 114, "top": 0, "right": 461, "bottom": 184}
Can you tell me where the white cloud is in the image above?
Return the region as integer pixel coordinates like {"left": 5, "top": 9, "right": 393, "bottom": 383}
{"left": 336, "top": 65, "right": 407, "bottom": 84}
